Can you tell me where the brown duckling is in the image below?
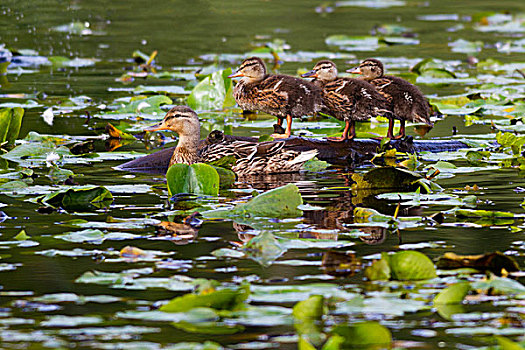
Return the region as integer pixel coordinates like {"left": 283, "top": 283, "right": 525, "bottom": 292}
{"left": 228, "top": 57, "right": 324, "bottom": 139}
{"left": 302, "top": 60, "right": 391, "bottom": 141}
{"left": 144, "top": 106, "right": 318, "bottom": 176}
{"left": 348, "top": 58, "right": 432, "bottom": 139}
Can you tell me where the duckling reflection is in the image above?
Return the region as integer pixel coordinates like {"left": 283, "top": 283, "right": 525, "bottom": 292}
{"left": 154, "top": 212, "right": 201, "bottom": 245}
{"left": 322, "top": 251, "right": 362, "bottom": 277}
{"left": 357, "top": 225, "right": 388, "bottom": 245}
{"left": 233, "top": 222, "right": 257, "bottom": 245}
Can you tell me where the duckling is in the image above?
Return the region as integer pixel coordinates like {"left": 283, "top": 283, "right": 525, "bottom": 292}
{"left": 228, "top": 57, "right": 324, "bottom": 139}
{"left": 144, "top": 106, "right": 318, "bottom": 176}
{"left": 302, "top": 60, "right": 391, "bottom": 141}
{"left": 348, "top": 58, "right": 432, "bottom": 139}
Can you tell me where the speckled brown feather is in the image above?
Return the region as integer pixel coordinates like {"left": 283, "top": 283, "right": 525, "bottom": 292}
{"left": 234, "top": 74, "right": 323, "bottom": 118}
{"left": 322, "top": 78, "right": 391, "bottom": 122}
{"left": 199, "top": 131, "right": 318, "bottom": 176}
{"left": 354, "top": 58, "right": 432, "bottom": 126}
{"left": 232, "top": 57, "right": 324, "bottom": 120}
{"left": 370, "top": 75, "right": 431, "bottom": 125}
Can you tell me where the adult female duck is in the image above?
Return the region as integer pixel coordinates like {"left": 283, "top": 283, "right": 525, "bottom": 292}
{"left": 144, "top": 106, "right": 318, "bottom": 176}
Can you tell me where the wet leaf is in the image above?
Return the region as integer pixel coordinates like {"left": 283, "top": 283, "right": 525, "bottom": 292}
{"left": 243, "top": 231, "right": 286, "bottom": 267}
{"left": 55, "top": 229, "right": 105, "bottom": 244}
{"left": 293, "top": 295, "right": 325, "bottom": 320}
{"left": 352, "top": 166, "right": 431, "bottom": 193}
{"left": 165, "top": 341, "right": 224, "bottom": 350}
{"left": 390, "top": 250, "right": 437, "bottom": 280}
{"left": 160, "top": 284, "right": 250, "bottom": 313}
{"left": 303, "top": 158, "right": 330, "bottom": 172}
{"left": 471, "top": 276, "right": 525, "bottom": 295}
{"left": 325, "top": 35, "right": 380, "bottom": 51}
{"left": 336, "top": 295, "right": 429, "bottom": 316}
{"left": 38, "top": 186, "right": 113, "bottom": 210}
{"left": 41, "top": 315, "right": 103, "bottom": 327}
{"left": 202, "top": 184, "right": 303, "bottom": 219}
{"left": 495, "top": 336, "right": 524, "bottom": 350}
{"left": 173, "top": 320, "right": 244, "bottom": 335}
{"left": 116, "top": 95, "right": 172, "bottom": 115}
{"left": 331, "top": 321, "right": 392, "bottom": 347}
{"left": 433, "top": 282, "right": 471, "bottom": 305}
{"left": 364, "top": 253, "right": 391, "bottom": 280}
{"left": 166, "top": 163, "right": 220, "bottom": 196}
{"left": 187, "top": 68, "right": 234, "bottom": 111}
{"left": 14, "top": 230, "right": 29, "bottom": 241}
{"left": 293, "top": 295, "right": 325, "bottom": 346}
{"left": 0, "top": 107, "right": 24, "bottom": 145}
{"left": 454, "top": 209, "right": 517, "bottom": 218}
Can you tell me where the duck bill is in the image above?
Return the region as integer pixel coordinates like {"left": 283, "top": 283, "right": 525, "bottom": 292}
{"left": 144, "top": 122, "right": 169, "bottom": 132}
{"left": 301, "top": 70, "right": 318, "bottom": 78}
{"left": 347, "top": 67, "right": 362, "bottom": 74}
{"left": 227, "top": 71, "right": 244, "bottom": 78}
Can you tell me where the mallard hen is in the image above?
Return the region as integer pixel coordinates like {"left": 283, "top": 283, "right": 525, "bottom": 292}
{"left": 228, "top": 56, "right": 324, "bottom": 139}
{"left": 144, "top": 106, "right": 318, "bottom": 176}
{"left": 348, "top": 58, "right": 432, "bottom": 139}
{"left": 302, "top": 60, "right": 391, "bottom": 141}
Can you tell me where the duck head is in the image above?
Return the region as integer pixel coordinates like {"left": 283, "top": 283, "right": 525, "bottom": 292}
{"left": 347, "top": 58, "right": 384, "bottom": 80}
{"left": 302, "top": 60, "right": 338, "bottom": 83}
{"left": 228, "top": 56, "right": 267, "bottom": 83}
{"left": 145, "top": 106, "right": 200, "bottom": 137}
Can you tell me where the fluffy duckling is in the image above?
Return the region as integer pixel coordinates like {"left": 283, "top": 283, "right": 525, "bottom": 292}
{"left": 348, "top": 58, "right": 432, "bottom": 139}
{"left": 144, "top": 106, "right": 318, "bottom": 176}
{"left": 302, "top": 60, "right": 391, "bottom": 141}
{"left": 228, "top": 57, "right": 324, "bottom": 139}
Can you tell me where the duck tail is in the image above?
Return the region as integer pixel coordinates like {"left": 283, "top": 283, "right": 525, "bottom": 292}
{"left": 289, "top": 149, "right": 319, "bottom": 165}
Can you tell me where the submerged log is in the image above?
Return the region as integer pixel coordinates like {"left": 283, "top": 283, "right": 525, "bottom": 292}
{"left": 116, "top": 135, "right": 470, "bottom": 174}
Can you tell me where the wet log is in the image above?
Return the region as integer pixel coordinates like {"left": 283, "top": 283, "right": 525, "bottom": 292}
{"left": 116, "top": 135, "right": 470, "bottom": 174}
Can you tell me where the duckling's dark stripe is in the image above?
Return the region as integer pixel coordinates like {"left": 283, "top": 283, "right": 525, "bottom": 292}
{"left": 165, "top": 112, "right": 193, "bottom": 121}
{"left": 239, "top": 60, "right": 261, "bottom": 70}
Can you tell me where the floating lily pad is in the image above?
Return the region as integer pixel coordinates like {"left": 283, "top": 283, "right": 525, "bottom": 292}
{"left": 166, "top": 163, "right": 220, "bottom": 196}
{"left": 0, "top": 107, "right": 24, "bottom": 145}
{"left": 187, "top": 68, "right": 235, "bottom": 111}
{"left": 37, "top": 186, "right": 113, "bottom": 210}
{"left": 202, "top": 184, "right": 303, "bottom": 219}
{"left": 160, "top": 284, "right": 250, "bottom": 313}
{"left": 434, "top": 282, "right": 471, "bottom": 305}
{"left": 331, "top": 322, "right": 392, "bottom": 347}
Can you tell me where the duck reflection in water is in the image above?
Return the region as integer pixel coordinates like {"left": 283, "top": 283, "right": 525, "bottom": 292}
{"left": 154, "top": 212, "right": 201, "bottom": 245}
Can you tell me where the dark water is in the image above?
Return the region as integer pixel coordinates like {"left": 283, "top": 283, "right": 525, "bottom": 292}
{"left": 0, "top": 0, "right": 524, "bottom": 349}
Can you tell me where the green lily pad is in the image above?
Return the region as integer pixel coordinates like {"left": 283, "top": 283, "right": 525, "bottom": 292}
{"left": 454, "top": 209, "right": 517, "bottom": 218}
{"left": 471, "top": 276, "right": 525, "bottom": 295}
{"left": 331, "top": 321, "right": 392, "bottom": 347}
{"left": 116, "top": 95, "right": 172, "bottom": 115}
{"left": 390, "top": 250, "right": 437, "bottom": 280}
{"left": 325, "top": 35, "right": 380, "bottom": 51}
{"left": 187, "top": 68, "right": 235, "bottom": 111}
{"left": 202, "top": 183, "right": 303, "bottom": 219}
{"left": 434, "top": 282, "right": 471, "bottom": 305}
{"left": 166, "top": 163, "right": 220, "bottom": 196}
{"left": 495, "top": 336, "right": 524, "bottom": 350}
{"left": 364, "top": 253, "right": 391, "bottom": 280}
{"left": 0, "top": 107, "right": 24, "bottom": 145}
{"left": 160, "top": 284, "right": 250, "bottom": 313}
{"left": 38, "top": 186, "right": 113, "bottom": 210}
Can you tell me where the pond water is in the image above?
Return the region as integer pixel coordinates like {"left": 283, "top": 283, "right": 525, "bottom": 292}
{"left": 0, "top": 0, "right": 524, "bottom": 349}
